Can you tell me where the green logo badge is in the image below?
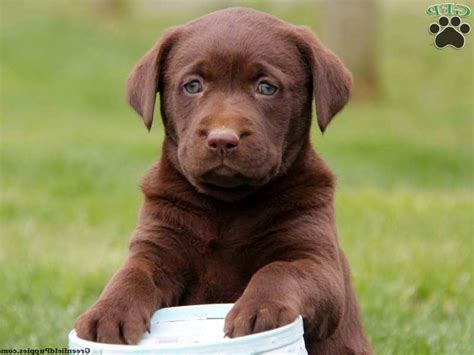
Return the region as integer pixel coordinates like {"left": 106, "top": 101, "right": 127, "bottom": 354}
{"left": 427, "top": 3, "right": 471, "bottom": 49}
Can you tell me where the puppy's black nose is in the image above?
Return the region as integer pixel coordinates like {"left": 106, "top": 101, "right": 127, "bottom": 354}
{"left": 207, "top": 129, "right": 239, "bottom": 156}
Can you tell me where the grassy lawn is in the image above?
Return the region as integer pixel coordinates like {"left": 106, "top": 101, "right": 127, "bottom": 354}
{"left": 0, "top": 1, "right": 472, "bottom": 353}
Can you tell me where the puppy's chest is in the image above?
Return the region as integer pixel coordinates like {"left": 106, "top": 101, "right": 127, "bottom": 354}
{"left": 181, "top": 226, "right": 257, "bottom": 305}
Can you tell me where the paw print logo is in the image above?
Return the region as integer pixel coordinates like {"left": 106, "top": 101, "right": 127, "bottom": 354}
{"left": 429, "top": 16, "right": 471, "bottom": 49}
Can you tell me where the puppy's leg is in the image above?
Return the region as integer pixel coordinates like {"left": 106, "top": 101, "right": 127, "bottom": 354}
{"left": 224, "top": 258, "right": 345, "bottom": 341}
{"left": 75, "top": 225, "right": 188, "bottom": 344}
{"left": 75, "top": 258, "right": 157, "bottom": 344}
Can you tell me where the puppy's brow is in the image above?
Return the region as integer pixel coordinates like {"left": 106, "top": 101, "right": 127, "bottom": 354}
{"left": 249, "top": 62, "right": 287, "bottom": 83}
{"left": 180, "top": 60, "right": 213, "bottom": 80}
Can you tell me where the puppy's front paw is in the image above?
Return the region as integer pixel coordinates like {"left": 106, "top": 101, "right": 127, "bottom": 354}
{"left": 224, "top": 298, "right": 299, "bottom": 338}
{"left": 75, "top": 299, "right": 151, "bottom": 345}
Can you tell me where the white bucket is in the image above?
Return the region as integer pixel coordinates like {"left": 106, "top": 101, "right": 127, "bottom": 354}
{"left": 69, "top": 303, "right": 307, "bottom": 354}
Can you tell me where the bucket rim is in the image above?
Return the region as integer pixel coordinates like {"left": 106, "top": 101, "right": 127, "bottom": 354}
{"left": 69, "top": 303, "right": 304, "bottom": 353}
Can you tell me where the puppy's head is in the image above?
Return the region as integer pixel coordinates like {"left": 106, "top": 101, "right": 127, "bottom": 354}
{"left": 127, "top": 8, "right": 351, "bottom": 201}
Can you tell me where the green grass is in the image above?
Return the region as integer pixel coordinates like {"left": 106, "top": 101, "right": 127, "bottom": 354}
{"left": 1, "top": 1, "right": 472, "bottom": 353}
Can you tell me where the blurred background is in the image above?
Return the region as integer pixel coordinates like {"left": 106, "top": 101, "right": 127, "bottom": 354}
{"left": 0, "top": 0, "right": 472, "bottom": 353}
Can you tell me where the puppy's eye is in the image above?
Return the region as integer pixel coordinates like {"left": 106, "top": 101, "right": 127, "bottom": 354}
{"left": 184, "top": 80, "right": 202, "bottom": 94}
{"left": 257, "top": 82, "right": 278, "bottom": 96}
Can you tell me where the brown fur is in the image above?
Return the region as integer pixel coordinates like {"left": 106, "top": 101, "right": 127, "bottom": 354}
{"left": 75, "top": 8, "right": 372, "bottom": 354}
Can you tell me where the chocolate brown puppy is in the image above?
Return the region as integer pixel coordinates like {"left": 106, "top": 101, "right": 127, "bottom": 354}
{"left": 75, "top": 8, "right": 372, "bottom": 354}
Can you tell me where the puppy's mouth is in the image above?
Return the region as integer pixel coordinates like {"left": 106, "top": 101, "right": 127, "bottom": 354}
{"left": 198, "top": 165, "right": 253, "bottom": 188}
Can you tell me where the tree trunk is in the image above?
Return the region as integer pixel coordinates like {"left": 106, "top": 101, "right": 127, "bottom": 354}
{"left": 325, "top": 0, "right": 378, "bottom": 101}
{"left": 91, "top": 0, "right": 125, "bottom": 17}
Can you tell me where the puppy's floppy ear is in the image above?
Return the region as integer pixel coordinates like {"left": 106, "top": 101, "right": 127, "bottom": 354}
{"left": 293, "top": 26, "right": 352, "bottom": 132}
{"left": 126, "top": 27, "right": 181, "bottom": 130}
